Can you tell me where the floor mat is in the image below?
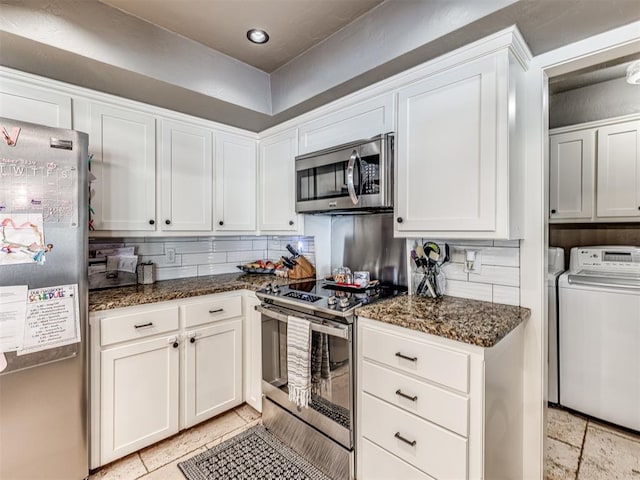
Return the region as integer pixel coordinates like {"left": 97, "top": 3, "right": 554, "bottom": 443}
{"left": 178, "top": 424, "right": 332, "bottom": 480}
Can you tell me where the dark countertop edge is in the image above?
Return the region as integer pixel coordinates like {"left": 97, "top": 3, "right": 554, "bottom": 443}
{"left": 88, "top": 273, "right": 307, "bottom": 313}
{"left": 88, "top": 284, "right": 253, "bottom": 312}
{"left": 355, "top": 295, "right": 531, "bottom": 348}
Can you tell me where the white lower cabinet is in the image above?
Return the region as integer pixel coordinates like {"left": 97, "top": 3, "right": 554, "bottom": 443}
{"left": 100, "top": 335, "right": 180, "bottom": 465}
{"left": 243, "top": 295, "right": 263, "bottom": 412}
{"left": 357, "top": 317, "right": 524, "bottom": 480}
{"left": 90, "top": 292, "right": 246, "bottom": 468}
{"left": 183, "top": 319, "right": 242, "bottom": 428}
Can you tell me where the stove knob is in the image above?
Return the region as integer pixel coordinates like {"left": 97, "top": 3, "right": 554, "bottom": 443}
{"left": 265, "top": 283, "right": 273, "bottom": 293}
{"left": 272, "top": 285, "right": 281, "bottom": 294}
{"left": 339, "top": 297, "right": 350, "bottom": 308}
{"left": 327, "top": 295, "right": 337, "bottom": 305}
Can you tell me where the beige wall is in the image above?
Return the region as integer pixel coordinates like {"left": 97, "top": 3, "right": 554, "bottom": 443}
{"left": 549, "top": 223, "right": 640, "bottom": 269}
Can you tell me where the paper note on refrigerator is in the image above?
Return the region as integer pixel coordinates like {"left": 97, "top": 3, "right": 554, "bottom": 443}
{"left": 17, "top": 284, "right": 80, "bottom": 356}
{"left": 0, "top": 214, "right": 48, "bottom": 265}
{"left": 0, "top": 285, "right": 28, "bottom": 352}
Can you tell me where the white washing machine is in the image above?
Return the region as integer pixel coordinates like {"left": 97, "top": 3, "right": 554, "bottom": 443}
{"left": 548, "top": 247, "right": 565, "bottom": 404}
{"left": 559, "top": 246, "right": 640, "bottom": 431}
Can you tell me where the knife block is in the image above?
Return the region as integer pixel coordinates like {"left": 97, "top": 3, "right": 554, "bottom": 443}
{"left": 288, "top": 255, "right": 316, "bottom": 279}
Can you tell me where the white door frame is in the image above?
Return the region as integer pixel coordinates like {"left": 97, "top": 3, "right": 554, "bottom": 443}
{"left": 520, "top": 21, "right": 640, "bottom": 479}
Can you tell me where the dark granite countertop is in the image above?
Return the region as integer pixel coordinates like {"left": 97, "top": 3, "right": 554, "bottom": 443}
{"left": 89, "top": 272, "right": 299, "bottom": 312}
{"left": 356, "top": 295, "right": 530, "bottom": 348}
{"left": 90, "top": 275, "right": 529, "bottom": 348}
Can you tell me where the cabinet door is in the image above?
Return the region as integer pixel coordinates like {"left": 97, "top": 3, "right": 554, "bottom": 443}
{"left": 298, "top": 93, "right": 395, "bottom": 155}
{"left": 243, "top": 295, "right": 262, "bottom": 412}
{"left": 549, "top": 130, "right": 595, "bottom": 219}
{"left": 160, "top": 120, "right": 213, "bottom": 231}
{"left": 90, "top": 103, "right": 156, "bottom": 231}
{"left": 214, "top": 132, "right": 257, "bottom": 232}
{"left": 258, "top": 129, "right": 298, "bottom": 232}
{"left": 596, "top": 121, "right": 640, "bottom": 218}
{"left": 396, "top": 55, "right": 501, "bottom": 234}
{"left": 183, "top": 319, "right": 243, "bottom": 428}
{"left": 0, "top": 80, "right": 72, "bottom": 128}
{"left": 100, "top": 335, "right": 179, "bottom": 464}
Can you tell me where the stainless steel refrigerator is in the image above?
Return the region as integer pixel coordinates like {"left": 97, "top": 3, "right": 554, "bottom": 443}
{"left": 0, "top": 118, "right": 88, "bottom": 479}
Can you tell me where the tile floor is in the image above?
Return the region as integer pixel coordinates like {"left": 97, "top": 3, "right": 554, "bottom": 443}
{"left": 545, "top": 406, "right": 640, "bottom": 480}
{"left": 89, "top": 404, "right": 261, "bottom": 480}
{"left": 92, "top": 403, "right": 640, "bottom": 480}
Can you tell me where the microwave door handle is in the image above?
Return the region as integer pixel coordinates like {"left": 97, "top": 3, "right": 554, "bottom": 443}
{"left": 347, "top": 150, "right": 360, "bottom": 205}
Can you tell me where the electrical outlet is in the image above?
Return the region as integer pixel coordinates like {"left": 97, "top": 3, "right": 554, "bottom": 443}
{"left": 166, "top": 248, "right": 176, "bottom": 264}
{"left": 463, "top": 250, "right": 482, "bottom": 273}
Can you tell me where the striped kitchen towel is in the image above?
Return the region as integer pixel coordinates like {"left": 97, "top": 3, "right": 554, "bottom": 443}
{"left": 287, "top": 315, "right": 312, "bottom": 408}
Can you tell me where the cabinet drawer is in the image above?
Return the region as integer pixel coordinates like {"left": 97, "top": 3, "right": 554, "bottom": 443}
{"left": 362, "top": 393, "right": 468, "bottom": 480}
{"left": 362, "top": 360, "right": 469, "bottom": 437}
{"left": 100, "top": 306, "right": 179, "bottom": 346}
{"left": 361, "top": 326, "right": 469, "bottom": 393}
{"left": 183, "top": 295, "right": 242, "bottom": 328}
{"left": 361, "top": 438, "right": 435, "bottom": 480}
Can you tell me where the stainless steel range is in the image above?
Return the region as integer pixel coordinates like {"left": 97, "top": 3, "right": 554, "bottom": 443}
{"left": 256, "top": 279, "right": 405, "bottom": 480}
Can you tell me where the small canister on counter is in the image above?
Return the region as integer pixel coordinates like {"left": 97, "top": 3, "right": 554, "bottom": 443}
{"left": 353, "top": 271, "right": 370, "bottom": 288}
{"left": 136, "top": 261, "right": 155, "bottom": 285}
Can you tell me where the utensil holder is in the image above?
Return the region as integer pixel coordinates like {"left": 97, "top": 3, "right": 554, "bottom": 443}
{"left": 288, "top": 255, "right": 316, "bottom": 279}
{"left": 412, "top": 269, "right": 445, "bottom": 298}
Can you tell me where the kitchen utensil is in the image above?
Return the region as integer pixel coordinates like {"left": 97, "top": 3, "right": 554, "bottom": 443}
{"left": 286, "top": 243, "right": 300, "bottom": 258}
{"left": 281, "top": 256, "right": 296, "bottom": 269}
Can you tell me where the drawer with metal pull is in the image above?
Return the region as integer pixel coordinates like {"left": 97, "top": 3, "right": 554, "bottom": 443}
{"left": 361, "top": 360, "right": 469, "bottom": 437}
{"left": 361, "top": 325, "right": 469, "bottom": 393}
{"left": 361, "top": 392, "right": 468, "bottom": 480}
{"left": 361, "top": 437, "right": 436, "bottom": 480}
{"left": 182, "top": 295, "right": 242, "bottom": 328}
{"left": 100, "top": 306, "right": 179, "bottom": 346}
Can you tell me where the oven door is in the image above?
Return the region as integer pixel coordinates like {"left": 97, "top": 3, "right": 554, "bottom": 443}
{"left": 258, "top": 304, "right": 354, "bottom": 449}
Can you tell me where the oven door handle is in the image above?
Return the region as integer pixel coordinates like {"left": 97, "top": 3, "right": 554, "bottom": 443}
{"left": 256, "top": 305, "right": 349, "bottom": 340}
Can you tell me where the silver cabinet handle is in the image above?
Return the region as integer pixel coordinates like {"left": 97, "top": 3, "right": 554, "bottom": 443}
{"left": 134, "top": 322, "right": 153, "bottom": 329}
{"left": 395, "top": 389, "right": 418, "bottom": 402}
{"left": 394, "top": 432, "right": 416, "bottom": 447}
{"left": 395, "top": 352, "right": 417, "bottom": 362}
{"left": 209, "top": 308, "right": 224, "bottom": 314}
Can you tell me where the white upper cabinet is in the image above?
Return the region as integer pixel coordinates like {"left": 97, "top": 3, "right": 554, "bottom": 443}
{"left": 258, "top": 129, "right": 299, "bottom": 232}
{"left": 298, "top": 93, "right": 395, "bottom": 155}
{"left": 396, "top": 49, "right": 525, "bottom": 239}
{"left": 160, "top": 120, "right": 213, "bottom": 231}
{"left": 90, "top": 103, "right": 156, "bottom": 231}
{"left": 596, "top": 121, "right": 640, "bottom": 218}
{"left": 549, "top": 130, "right": 595, "bottom": 220}
{"left": 549, "top": 116, "right": 640, "bottom": 223}
{"left": 0, "top": 80, "right": 72, "bottom": 128}
{"left": 214, "top": 132, "right": 257, "bottom": 232}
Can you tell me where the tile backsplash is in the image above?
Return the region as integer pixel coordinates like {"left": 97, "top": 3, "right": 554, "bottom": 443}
{"left": 410, "top": 239, "right": 521, "bottom": 306}
{"left": 90, "top": 236, "right": 315, "bottom": 282}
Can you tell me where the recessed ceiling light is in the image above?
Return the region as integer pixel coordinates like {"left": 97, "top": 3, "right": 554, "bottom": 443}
{"left": 626, "top": 60, "right": 640, "bottom": 85}
{"left": 247, "top": 29, "right": 269, "bottom": 44}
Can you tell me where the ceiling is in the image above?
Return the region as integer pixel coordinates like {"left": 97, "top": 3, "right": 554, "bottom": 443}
{"left": 549, "top": 53, "right": 640, "bottom": 94}
{"left": 100, "top": 0, "right": 384, "bottom": 73}
{"left": 2, "top": 0, "right": 640, "bottom": 131}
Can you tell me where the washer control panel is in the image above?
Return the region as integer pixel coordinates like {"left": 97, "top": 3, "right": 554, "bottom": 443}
{"left": 571, "top": 246, "right": 640, "bottom": 273}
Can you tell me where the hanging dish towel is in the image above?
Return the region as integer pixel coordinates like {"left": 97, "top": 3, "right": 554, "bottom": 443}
{"left": 287, "top": 315, "right": 312, "bottom": 408}
{"left": 311, "top": 332, "right": 332, "bottom": 396}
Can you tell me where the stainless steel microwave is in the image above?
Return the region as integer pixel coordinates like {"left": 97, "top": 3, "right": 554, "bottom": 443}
{"left": 295, "top": 133, "right": 394, "bottom": 213}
